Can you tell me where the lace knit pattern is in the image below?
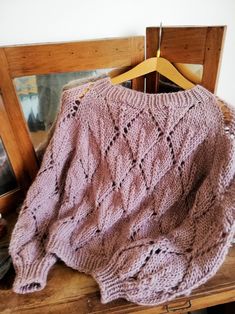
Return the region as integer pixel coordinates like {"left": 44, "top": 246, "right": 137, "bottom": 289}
{"left": 9, "top": 77, "right": 235, "bottom": 306}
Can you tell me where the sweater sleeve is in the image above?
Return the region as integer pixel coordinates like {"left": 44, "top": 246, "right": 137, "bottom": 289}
{"left": 9, "top": 85, "right": 87, "bottom": 294}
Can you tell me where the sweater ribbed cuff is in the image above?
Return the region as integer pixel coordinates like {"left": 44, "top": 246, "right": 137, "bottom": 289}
{"left": 91, "top": 262, "right": 128, "bottom": 304}
{"left": 12, "top": 253, "right": 57, "bottom": 294}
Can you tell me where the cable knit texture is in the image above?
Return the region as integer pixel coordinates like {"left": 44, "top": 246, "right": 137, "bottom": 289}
{"left": 9, "top": 77, "right": 235, "bottom": 305}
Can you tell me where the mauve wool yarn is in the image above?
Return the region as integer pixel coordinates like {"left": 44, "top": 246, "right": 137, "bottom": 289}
{"left": 9, "top": 77, "right": 235, "bottom": 306}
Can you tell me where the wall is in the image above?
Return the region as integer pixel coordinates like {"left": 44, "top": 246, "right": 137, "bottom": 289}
{"left": 0, "top": 0, "right": 234, "bottom": 104}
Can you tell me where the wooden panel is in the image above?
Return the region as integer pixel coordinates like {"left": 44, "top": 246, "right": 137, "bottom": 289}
{"left": 0, "top": 49, "right": 39, "bottom": 182}
{"left": 146, "top": 26, "right": 225, "bottom": 93}
{"left": 146, "top": 27, "right": 208, "bottom": 64}
{"left": 201, "top": 26, "right": 225, "bottom": 92}
{"left": 3, "top": 37, "right": 145, "bottom": 77}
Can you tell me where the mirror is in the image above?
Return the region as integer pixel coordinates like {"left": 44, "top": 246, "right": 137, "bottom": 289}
{"left": 14, "top": 69, "right": 131, "bottom": 161}
{"left": 14, "top": 70, "right": 106, "bottom": 152}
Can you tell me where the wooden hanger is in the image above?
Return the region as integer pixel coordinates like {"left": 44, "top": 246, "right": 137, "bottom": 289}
{"left": 111, "top": 23, "right": 195, "bottom": 90}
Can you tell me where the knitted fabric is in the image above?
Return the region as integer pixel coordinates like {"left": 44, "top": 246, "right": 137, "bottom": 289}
{"left": 9, "top": 77, "right": 235, "bottom": 305}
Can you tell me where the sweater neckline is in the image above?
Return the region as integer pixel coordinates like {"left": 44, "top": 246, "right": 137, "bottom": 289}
{"left": 92, "top": 76, "right": 214, "bottom": 110}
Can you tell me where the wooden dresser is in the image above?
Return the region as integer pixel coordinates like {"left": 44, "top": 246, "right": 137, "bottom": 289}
{"left": 0, "top": 211, "right": 234, "bottom": 314}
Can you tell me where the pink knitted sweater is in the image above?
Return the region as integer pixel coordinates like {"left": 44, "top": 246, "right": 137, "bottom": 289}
{"left": 9, "top": 77, "right": 235, "bottom": 306}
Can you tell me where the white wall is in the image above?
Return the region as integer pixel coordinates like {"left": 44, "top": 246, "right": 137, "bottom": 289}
{"left": 0, "top": 0, "right": 235, "bottom": 104}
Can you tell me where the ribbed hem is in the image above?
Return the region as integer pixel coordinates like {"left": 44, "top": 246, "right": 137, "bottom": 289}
{"left": 12, "top": 253, "right": 57, "bottom": 294}
{"left": 92, "top": 76, "right": 214, "bottom": 110}
{"left": 47, "top": 238, "right": 104, "bottom": 273}
{"left": 48, "top": 239, "right": 128, "bottom": 303}
{"left": 91, "top": 262, "right": 128, "bottom": 304}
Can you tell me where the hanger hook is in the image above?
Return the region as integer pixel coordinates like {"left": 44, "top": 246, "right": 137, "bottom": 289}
{"left": 156, "top": 22, "right": 162, "bottom": 58}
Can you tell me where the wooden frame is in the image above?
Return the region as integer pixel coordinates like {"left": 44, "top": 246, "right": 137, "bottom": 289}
{"left": 0, "top": 36, "right": 145, "bottom": 213}
{"left": 146, "top": 26, "right": 226, "bottom": 93}
{"left": 0, "top": 94, "right": 27, "bottom": 212}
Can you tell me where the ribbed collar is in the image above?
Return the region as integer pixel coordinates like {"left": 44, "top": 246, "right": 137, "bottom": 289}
{"left": 92, "top": 76, "right": 215, "bottom": 110}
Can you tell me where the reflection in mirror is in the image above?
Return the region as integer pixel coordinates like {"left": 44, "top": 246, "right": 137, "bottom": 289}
{"left": 0, "top": 137, "right": 18, "bottom": 196}
{"left": 14, "top": 69, "right": 125, "bottom": 157}
{"left": 158, "top": 63, "right": 203, "bottom": 93}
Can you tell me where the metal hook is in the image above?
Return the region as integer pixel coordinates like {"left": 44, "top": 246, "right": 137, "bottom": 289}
{"left": 156, "top": 22, "right": 163, "bottom": 58}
